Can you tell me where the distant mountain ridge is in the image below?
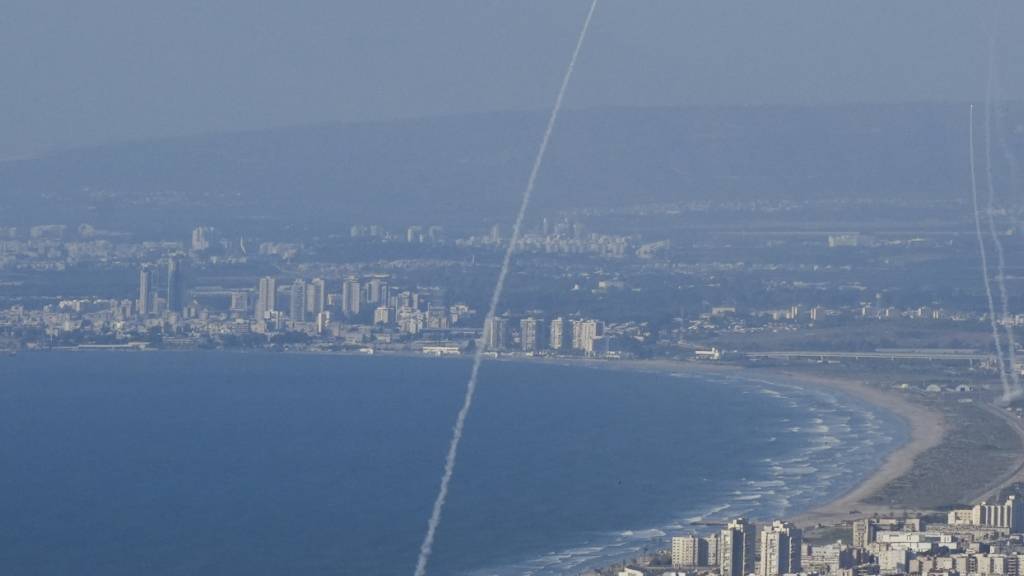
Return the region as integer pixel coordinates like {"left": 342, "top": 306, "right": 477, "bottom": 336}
{"left": 1, "top": 103, "right": 1020, "bottom": 235}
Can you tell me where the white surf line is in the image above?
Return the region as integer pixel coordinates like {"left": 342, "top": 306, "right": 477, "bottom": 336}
{"left": 984, "top": 33, "right": 1022, "bottom": 400}
{"left": 971, "top": 104, "right": 1014, "bottom": 399}
{"left": 412, "top": 3, "right": 600, "bottom": 575}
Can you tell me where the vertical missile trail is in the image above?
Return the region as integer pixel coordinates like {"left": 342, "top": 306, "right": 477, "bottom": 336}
{"left": 971, "top": 104, "right": 1013, "bottom": 399}
{"left": 988, "top": 0, "right": 1023, "bottom": 218}
{"left": 983, "top": 22, "right": 1022, "bottom": 400}
{"left": 412, "top": 3, "right": 599, "bottom": 575}
{"left": 992, "top": 74, "right": 1021, "bottom": 211}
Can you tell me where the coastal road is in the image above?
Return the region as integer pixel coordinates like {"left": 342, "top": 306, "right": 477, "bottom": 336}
{"left": 744, "top": 350, "right": 991, "bottom": 363}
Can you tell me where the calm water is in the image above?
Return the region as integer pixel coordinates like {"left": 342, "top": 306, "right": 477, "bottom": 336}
{"left": 0, "top": 352, "right": 903, "bottom": 575}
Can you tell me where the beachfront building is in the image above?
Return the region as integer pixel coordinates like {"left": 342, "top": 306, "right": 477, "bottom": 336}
{"left": 973, "top": 497, "right": 1024, "bottom": 532}
{"left": 947, "top": 496, "right": 1024, "bottom": 532}
{"left": 549, "top": 317, "right": 568, "bottom": 350}
{"left": 484, "top": 316, "right": 509, "bottom": 351}
{"left": 520, "top": 317, "right": 544, "bottom": 352}
{"left": 571, "top": 318, "right": 603, "bottom": 355}
{"left": 706, "top": 533, "right": 720, "bottom": 567}
{"left": 672, "top": 535, "right": 707, "bottom": 567}
{"left": 721, "top": 518, "right": 756, "bottom": 576}
{"left": 758, "top": 521, "right": 802, "bottom": 576}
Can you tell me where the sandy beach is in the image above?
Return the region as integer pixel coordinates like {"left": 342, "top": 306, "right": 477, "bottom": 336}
{"left": 627, "top": 361, "right": 947, "bottom": 525}
{"left": 773, "top": 371, "right": 946, "bottom": 526}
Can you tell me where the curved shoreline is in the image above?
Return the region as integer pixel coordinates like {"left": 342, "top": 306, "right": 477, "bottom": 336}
{"left": 14, "top": 347, "right": 948, "bottom": 524}
{"left": 766, "top": 370, "right": 945, "bottom": 525}
{"left": 466, "top": 356, "right": 913, "bottom": 575}
{"left": 45, "top": 348, "right": 939, "bottom": 524}
{"left": 488, "top": 356, "right": 946, "bottom": 526}
{"left": 5, "top": 349, "right": 956, "bottom": 576}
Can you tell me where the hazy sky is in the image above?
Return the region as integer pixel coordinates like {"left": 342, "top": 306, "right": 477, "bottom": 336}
{"left": 2, "top": 1, "right": 1022, "bottom": 156}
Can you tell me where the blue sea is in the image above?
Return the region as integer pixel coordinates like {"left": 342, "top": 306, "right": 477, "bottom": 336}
{"left": 0, "top": 352, "right": 904, "bottom": 575}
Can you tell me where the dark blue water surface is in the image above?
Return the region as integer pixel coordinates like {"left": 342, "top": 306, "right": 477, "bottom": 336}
{"left": 0, "top": 352, "right": 903, "bottom": 575}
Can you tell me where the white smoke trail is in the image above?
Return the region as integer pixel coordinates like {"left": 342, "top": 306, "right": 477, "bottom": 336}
{"left": 983, "top": 31, "right": 1022, "bottom": 401}
{"left": 971, "top": 104, "right": 1013, "bottom": 399}
{"left": 991, "top": 74, "right": 1021, "bottom": 208}
{"left": 412, "top": 3, "right": 599, "bottom": 575}
{"left": 987, "top": 1, "right": 1023, "bottom": 219}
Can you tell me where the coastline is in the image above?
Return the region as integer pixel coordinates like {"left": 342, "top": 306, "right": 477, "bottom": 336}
{"left": 13, "top": 347, "right": 948, "bottom": 524}
{"left": 10, "top": 347, "right": 949, "bottom": 526}
{"left": 6, "top": 348, "right": 979, "bottom": 576}
{"left": 460, "top": 354, "right": 921, "bottom": 575}
{"left": 491, "top": 355, "right": 947, "bottom": 526}
{"left": 6, "top": 348, "right": 901, "bottom": 576}
{"left": 770, "top": 370, "right": 945, "bottom": 525}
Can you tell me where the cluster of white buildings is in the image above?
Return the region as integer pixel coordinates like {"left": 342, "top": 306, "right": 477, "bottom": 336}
{"left": 614, "top": 499, "right": 1024, "bottom": 576}
{"left": 483, "top": 315, "right": 607, "bottom": 355}
{"left": 243, "top": 274, "right": 485, "bottom": 341}
{"left": 454, "top": 220, "right": 640, "bottom": 259}
{"left": 661, "top": 519, "right": 802, "bottom": 576}
{"left": 947, "top": 498, "right": 1024, "bottom": 533}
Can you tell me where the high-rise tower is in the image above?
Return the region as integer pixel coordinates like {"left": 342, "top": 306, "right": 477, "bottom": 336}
{"left": 520, "top": 317, "right": 544, "bottom": 352}
{"left": 256, "top": 276, "right": 277, "bottom": 320}
{"left": 138, "top": 267, "right": 153, "bottom": 316}
{"left": 166, "top": 257, "right": 185, "bottom": 313}
{"left": 721, "top": 518, "right": 756, "bottom": 576}
{"left": 306, "top": 278, "right": 326, "bottom": 317}
{"left": 290, "top": 279, "right": 307, "bottom": 322}
{"left": 342, "top": 276, "right": 361, "bottom": 316}
{"left": 759, "top": 521, "right": 802, "bottom": 576}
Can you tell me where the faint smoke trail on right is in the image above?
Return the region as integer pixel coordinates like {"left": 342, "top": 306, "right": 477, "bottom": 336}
{"left": 411, "top": 2, "right": 600, "bottom": 575}
{"left": 987, "top": 0, "right": 1023, "bottom": 220}
{"left": 971, "top": 104, "right": 1013, "bottom": 400}
{"left": 992, "top": 68, "right": 1022, "bottom": 210}
{"left": 983, "top": 35, "right": 1022, "bottom": 400}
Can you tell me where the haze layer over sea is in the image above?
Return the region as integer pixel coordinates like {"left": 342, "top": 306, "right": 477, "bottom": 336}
{"left": 0, "top": 352, "right": 903, "bottom": 575}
